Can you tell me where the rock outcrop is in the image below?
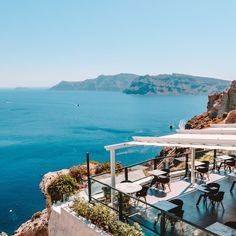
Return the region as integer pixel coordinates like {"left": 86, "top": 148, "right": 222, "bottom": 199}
{"left": 186, "top": 80, "right": 236, "bottom": 129}
{"left": 208, "top": 80, "right": 236, "bottom": 118}
{"left": 13, "top": 210, "right": 48, "bottom": 236}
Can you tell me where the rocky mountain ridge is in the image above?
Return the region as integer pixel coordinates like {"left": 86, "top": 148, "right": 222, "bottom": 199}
{"left": 51, "top": 73, "right": 230, "bottom": 95}
{"left": 124, "top": 73, "right": 230, "bottom": 95}
{"left": 51, "top": 73, "right": 138, "bottom": 91}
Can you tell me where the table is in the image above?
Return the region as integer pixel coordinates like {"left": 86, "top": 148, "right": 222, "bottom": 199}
{"left": 188, "top": 161, "right": 204, "bottom": 167}
{"left": 148, "top": 169, "right": 167, "bottom": 177}
{"left": 206, "top": 222, "right": 236, "bottom": 236}
{"left": 154, "top": 200, "right": 178, "bottom": 235}
{"left": 217, "top": 155, "right": 233, "bottom": 161}
{"left": 155, "top": 200, "right": 177, "bottom": 211}
{"left": 116, "top": 182, "right": 142, "bottom": 194}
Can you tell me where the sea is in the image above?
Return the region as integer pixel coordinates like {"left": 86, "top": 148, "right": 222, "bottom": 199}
{"left": 0, "top": 89, "right": 207, "bottom": 234}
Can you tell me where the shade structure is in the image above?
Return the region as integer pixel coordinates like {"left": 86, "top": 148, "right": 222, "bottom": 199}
{"left": 210, "top": 123, "right": 236, "bottom": 128}
{"left": 177, "top": 128, "right": 236, "bottom": 135}
{"left": 104, "top": 126, "right": 236, "bottom": 202}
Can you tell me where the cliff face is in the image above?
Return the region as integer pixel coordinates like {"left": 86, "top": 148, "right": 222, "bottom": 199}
{"left": 13, "top": 170, "right": 69, "bottom": 236}
{"left": 51, "top": 73, "right": 138, "bottom": 91}
{"left": 123, "top": 74, "right": 230, "bottom": 95}
{"left": 13, "top": 210, "right": 48, "bottom": 236}
{"left": 186, "top": 80, "right": 236, "bottom": 129}
{"left": 207, "top": 80, "right": 236, "bottom": 118}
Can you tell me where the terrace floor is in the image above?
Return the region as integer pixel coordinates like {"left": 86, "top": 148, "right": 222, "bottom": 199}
{"left": 127, "top": 172, "right": 236, "bottom": 235}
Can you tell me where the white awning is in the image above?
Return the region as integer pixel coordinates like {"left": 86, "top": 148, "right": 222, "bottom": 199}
{"left": 210, "top": 123, "right": 236, "bottom": 128}
{"left": 177, "top": 128, "right": 236, "bottom": 135}
{"left": 105, "top": 133, "right": 236, "bottom": 151}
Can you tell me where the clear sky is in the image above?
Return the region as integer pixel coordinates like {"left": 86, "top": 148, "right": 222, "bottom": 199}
{"left": 0, "top": 0, "right": 236, "bottom": 88}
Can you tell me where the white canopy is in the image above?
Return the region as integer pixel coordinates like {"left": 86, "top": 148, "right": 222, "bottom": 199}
{"left": 176, "top": 128, "right": 236, "bottom": 135}
{"left": 210, "top": 123, "right": 236, "bottom": 128}
{"left": 104, "top": 125, "right": 236, "bottom": 203}
{"left": 105, "top": 133, "right": 236, "bottom": 151}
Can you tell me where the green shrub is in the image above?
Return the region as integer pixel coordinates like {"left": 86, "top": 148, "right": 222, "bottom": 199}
{"left": 69, "top": 165, "right": 87, "bottom": 183}
{"left": 47, "top": 174, "right": 79, "bottom": 203}
{"left": 71, "top": 198, "right": 143, "bottom": 236}
{"left": 95, "top": 162, "right": 123, "bottom": 174}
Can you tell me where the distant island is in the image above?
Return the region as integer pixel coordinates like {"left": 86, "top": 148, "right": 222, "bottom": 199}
{"left": 51, "top": 73, "right": 231, "bottom": 95}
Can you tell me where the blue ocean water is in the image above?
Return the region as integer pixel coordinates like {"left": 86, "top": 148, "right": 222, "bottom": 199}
{"left": 0, "top": 90, "right": 207, "bottom": 234}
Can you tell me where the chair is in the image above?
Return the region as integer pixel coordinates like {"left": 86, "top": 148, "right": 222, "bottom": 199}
{"left": 224, "top": 221, "right": 236, "bottom": 229}
{"left": 156, "top": 176, "right": 171, "bottom": 192}
{"left": 206, "top": 182, "right": 220, "bottom": 195}
{"left": 224, "top": 157, "right": 235, "bottom": 173}
{"left": 102, "top": 186, "right": 111, "bottom": 203}
{"left": 116, "top": 193, "right": 131, "bottom": 210}
{"left": 230, "top": 181, "right": 236, "bottom": 192}
{"left": 149, "top": 176, "right": 158, "bottom": 188}
{"left": 196, "top": 161, "right": 210, "bottom": 181}
{"left": 196, "top": 183, "right": 220, "bottom": 205}
{"left": 208, "top": 191, "right": 225, "bottom": 209}
{"left": 168, "top": 199, "right": 184, "bottom": 211}
{"left": 166, "top": 199, "right": 184, "bottom": 231}
{"left": 135, "top": 185, "right": 149, "bottom": 207}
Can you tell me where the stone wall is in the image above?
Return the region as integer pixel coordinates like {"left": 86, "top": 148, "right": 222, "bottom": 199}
{"left": 48, "top": 207, "right": 102, "bottom": 236}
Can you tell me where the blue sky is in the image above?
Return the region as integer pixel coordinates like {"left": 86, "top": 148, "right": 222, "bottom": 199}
{"left": 0, "top": 0, "right": 236, "bottom": 87}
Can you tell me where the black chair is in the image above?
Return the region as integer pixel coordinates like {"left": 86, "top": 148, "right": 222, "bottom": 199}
{"left": 156, "top": 176, "right": 171, "bottom": 192}
{"left": 206, "top": 182, "right": 220, "bottom": 195}
{"left": 168, "top": 199, "right": 184, "bottom": 211}
{"left": 224, "top": 221, "right": 236, "bottom": 229}
{"left": 166, "top": 199, "right": 184, "bottom": 230}
{"left": 196, "top": 161, "right": 210, "bottom": 181}
{"left": 102, "top": 186, "right": 111, "bottom": 202}
{"left": 149, "top": 176, "right": 158, "bottom": 188}
{"left": 196, "top": 183, "right": 220, "bottom": 205}
{"left": 136, "top": 185, "right": 149, "bottom": 207}
{"left": 230, "top": 181, "right": 236, "bottom": 192}
{"left": 208, "top": 191, "right": 225, "bottom": 209}
{"left": 224, "top": 157, "right": 235, "bottom": 173}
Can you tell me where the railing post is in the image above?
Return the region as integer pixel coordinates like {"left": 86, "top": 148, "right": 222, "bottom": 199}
{"left": 213, "top": 149, "right": 217, "bottom": 170}
{"left": 154, "top": 158, "right": 158, "bottom": 169}
{"left": 185, "top": 154, "right": 189, "bottom": 177}
{"left": 86, "top": 152, "right": 92, "bottom": 202}
{"left": 124, "top": 167, "right": 129, "bottom": 182}
{"left": 160, "top": 211, "right": 166, "bottom": 236}
{"left": 118, "top": 192, "right": 124, "bottom": 222}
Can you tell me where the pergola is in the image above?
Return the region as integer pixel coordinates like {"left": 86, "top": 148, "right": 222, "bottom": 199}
{"left": 104, "top": 126, "right": 236, "bottom": 199}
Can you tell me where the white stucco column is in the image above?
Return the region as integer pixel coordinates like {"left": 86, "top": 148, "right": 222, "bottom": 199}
{"left": 110, "top": 149, "right": 116, "bottom": 206}
{"left": 191, "top": 148, "right": 196, "bottom": 186}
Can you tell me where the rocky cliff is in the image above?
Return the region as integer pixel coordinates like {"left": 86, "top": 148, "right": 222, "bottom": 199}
{"left": 12, "top": 170, "right": 69, "bottom": 236}
{"left": 51, "top": 73, "right": 138, "bottom": 91}
{"left": 123, "top": 73, "right": 230, "bottom": 95}
{"left": 186, "top": 80, "right": 236, "bottom": 129}
{"left": 51, "top": 73, "right": 230, "bottom": 95}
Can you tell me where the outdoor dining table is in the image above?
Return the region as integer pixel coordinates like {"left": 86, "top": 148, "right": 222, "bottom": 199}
{"left": 116, "top": 182, "right": 142, "bottom": 194}
{"left": 206, "top": 222, "right": 236, "bottom": 236}
{"left": 148, "top": 169, "right": 167, "bottom": 177}
{"left": 154, "top": 200, "right": 178, "bottom": 235}
{"left": 188, "top": 160, "right": 205, "bottom": 167}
